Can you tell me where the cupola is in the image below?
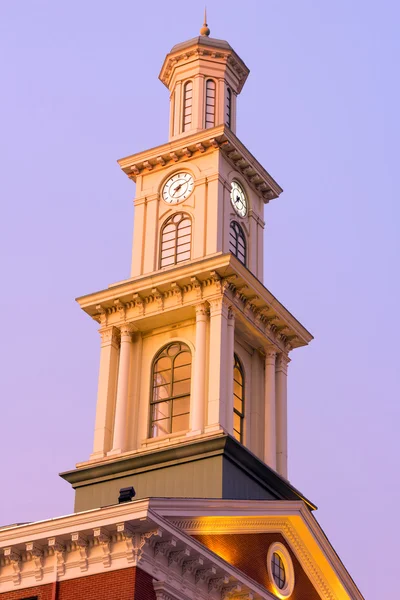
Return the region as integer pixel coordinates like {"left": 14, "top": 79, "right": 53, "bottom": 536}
{"left": 159, "top": 21, "right": 249, "bottom": 140}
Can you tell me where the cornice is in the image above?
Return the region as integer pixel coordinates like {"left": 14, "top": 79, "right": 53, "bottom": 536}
{"left": 0, "top": 501, "right": 275, "bottom": 600}
{"left": 117, "top": 125, "right": 282, "bottom": 204}
{"left": 0, "top": 497, "right": 364, "bottom": 600}
{"left": 158, "top": 38, "right": 249, "bottom": 93}
{"left": 76, "top": 254, "right": 312, "bottom": 350}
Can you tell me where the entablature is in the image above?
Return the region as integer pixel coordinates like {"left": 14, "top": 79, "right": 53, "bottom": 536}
{"left": 77, "top": 254, "right": 312, "bottom": 352}
{"left": 117, "top": 125, "right": 283, "bottom": 203}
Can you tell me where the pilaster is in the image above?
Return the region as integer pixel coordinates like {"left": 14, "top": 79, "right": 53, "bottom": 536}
{"left": 109, "top": 323, "right": 135, "bottom": 455}
{"left": 276, "top": 352, "right": 290, "bottom": 479}
{"left": 91, "top": 326, "right": 120, "bottom": 459}
{"left": 264, "top": 348, "right": 277, "bottom": 470}
{"left": 206, "top": 297, "right": 230, "bottom": 432}
{"left": 191, "top": 303, "right": 208, "bottom": 434}
{"left": 225, "top": 307, "right": 235, "bottom": 435}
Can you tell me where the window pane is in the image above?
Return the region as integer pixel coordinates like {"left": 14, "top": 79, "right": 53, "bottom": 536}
{"left": 171, "top": 413, "right": 189, "bottom": 433}
{"left": 154, "top": 369, "right": 171, "bottom": 386}
{"left": 161, "top": 238, "right": 176, "bottom": 251}
{"left": 152, "top": 401, "right": 171, "bottom": 420}
{"left": 179, "top": 219, "right": 191, "bottom": 229}
{"left": 173, "top": 379, "right": 191, "bottom": 396}
{"left": 177, "top": 234, "right": 191, "bottom": 245}
{"left": 234, "top": 395, "right": 243, "bottom": 413}
{"left": 167, "top": 344, "right": 180, "bottom": 356}
{"left": 174, "top": 364, "right": 191, "bottom": 381}
{"left": 154, "top": 356, "right": 170, "bottom": 372}
{"left": 172, "top": 396, "right": 190, "bottom": 416}
{"left": 177, "top": 250, "right": 191, "bottom": 262}
{"left": 152, "top": 418, "right": 170, "bottom": 437}
{"left": 233, "top": 429, "right": 241, "bottom": 442}
{"left": 177, "top": 243, "right": 191, "bottom": 254}
{"left": 153, "top": 384, "right": 170, "bottom": 400}
{"left": 234, "top": 412, "right": 241, "bottom": 432}
{"left": 161, "top": 256, "right": 175, "bottom": 267}
{"left": 175, "top": 351, "right": 191, "bottom": 367}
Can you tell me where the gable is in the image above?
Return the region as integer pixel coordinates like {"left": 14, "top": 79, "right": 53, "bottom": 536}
{"left": 193, "top": 532, "right": 321, "bottom": 600}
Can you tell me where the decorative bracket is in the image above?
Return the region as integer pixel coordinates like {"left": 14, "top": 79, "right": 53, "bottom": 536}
{"left": 195, "top": 565, "right": 217, "bottom": 584}
{"left": 168, "top": 547, "right": 190, "bottom": 567}
{"left": 26, "top": 542, "right": 44, "bottom": 581}
{"left": 48, "top": 538, "right": 66, "bottom": 577}
{"left": 4, "top": 548, "right": 21, "bottom": 585}
{"left": 154, "top": 538, "right": 177, "bottom": 559}
{"left": 182, "top": 556, "right": 204, "bottom": 576}
{"left": 93, "top": 527, "right": 111, "bottom": 568}
{"left": 71, "top": 532, "right": 89, "bottom": 572}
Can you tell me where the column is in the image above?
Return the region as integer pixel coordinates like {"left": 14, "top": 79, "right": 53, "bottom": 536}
{"left": 91, "top": 326, "right": 120, "bottom": 459}
{"left": 225, "top": 308, "right": 235, "bottom": 435}
{"left": 206, "top": 298, "right": 229, "bottom": 432}
{"left": 191, "top": 303, "right": 208, "bottom": 433}
{"left": 276, "top": 353, "right": 290, "bottom": 479}
{"left": 264, "top": 348, "right": 277, "bottom": 469}
{"left": 109, "top": 324, "right": 133, "bottom": 454}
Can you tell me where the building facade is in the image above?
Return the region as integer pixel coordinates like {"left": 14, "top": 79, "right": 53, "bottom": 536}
{"left": 0, "top": 22, "right": 364, "bottom": 600}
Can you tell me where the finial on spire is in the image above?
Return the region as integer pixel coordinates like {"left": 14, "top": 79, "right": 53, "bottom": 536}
{"left": 200, "top": 7, "right": 210, "bottom": 37}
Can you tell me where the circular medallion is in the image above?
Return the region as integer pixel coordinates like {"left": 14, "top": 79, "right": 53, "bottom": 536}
{"left": 162, "top": 172, "right": 194, "bottom": 204}
{"left": 230, "top": 181, "right": 248, "bottom": 217}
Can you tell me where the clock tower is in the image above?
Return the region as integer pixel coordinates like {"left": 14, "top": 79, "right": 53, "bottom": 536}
{"left": 61, "top": 25, "right": 314, "bottom": 513}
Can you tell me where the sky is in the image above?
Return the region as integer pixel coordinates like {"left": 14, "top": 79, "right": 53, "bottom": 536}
{"left": 0, "top": 1, "right": 399, "bottom": 598}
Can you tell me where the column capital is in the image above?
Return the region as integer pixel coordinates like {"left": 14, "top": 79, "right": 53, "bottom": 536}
{"left": 194, "top": 302, "right": 209, "bottom": 318}
{"left": 209, "top": 296, "right": 231, "bottom": 318}
{"left": 265, "top": 347, "right": 278, "bottom": 360}
{"left": 276, "top": 352, "right": 291, "bottom": 373}
{"left": 99, "top": 326, "right": 120, "bottom": 347}
{"left": 119, "top": 322, "right": 136, "bottom": 341}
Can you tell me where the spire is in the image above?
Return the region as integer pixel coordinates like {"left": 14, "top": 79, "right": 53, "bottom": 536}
{"left": 200, "top": 7, "right": 210, "bottom": 37}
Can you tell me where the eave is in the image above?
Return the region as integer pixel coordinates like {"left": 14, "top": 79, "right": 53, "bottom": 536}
{"left": 117, "top": 125, "right": 283, "bottom": 203}
{"left": 76, "top": 253, "right": 313, "bottom": 351}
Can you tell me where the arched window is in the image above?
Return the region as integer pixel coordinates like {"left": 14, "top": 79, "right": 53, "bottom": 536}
{"left": 160, "top": 213, "right": 192, "bottom": 268}
{"left": 205, "top": 79, "right": 216, "bottom": 128}
{"left": 226, "top": 87, "right": 232, "bottom": 128}
{"left": 150, "top": 342, "right": 192, "bottom": 438}
{"left": 182, "top": 81, "right": 193, "bottom": 132}
{"left": 229, "top": 221, "right": 246, "bottom": 265}
{"left": 233, "top": 354, "right": 244, "bottom": 443}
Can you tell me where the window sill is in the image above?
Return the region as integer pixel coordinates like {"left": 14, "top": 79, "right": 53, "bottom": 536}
{"left": 141, "top": 430, "right": 190, "bottom": 449}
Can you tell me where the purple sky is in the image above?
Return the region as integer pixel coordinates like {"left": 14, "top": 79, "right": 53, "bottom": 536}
{"left": 1, "top": 2, "right": 399, "bottom": 598}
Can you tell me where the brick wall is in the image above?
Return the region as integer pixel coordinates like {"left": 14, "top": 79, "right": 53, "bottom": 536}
{"left": 193, "top": 532, "right": 321, "bottom": 600}
{"left": 0, "top": 567, "right": 157, "bottom": 600}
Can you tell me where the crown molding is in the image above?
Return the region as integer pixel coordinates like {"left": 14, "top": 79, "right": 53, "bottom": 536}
{"left": 117, "top": 125, "right": 283, "bottom": 204}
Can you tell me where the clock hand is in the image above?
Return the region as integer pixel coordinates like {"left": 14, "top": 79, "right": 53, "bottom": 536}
{"left": 172, "top": 183, "right": 183, "bottom": 196}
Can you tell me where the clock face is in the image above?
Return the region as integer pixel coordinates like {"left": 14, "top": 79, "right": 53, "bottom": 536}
{"left": 230, "top": 181, "right": 247, "bottom": 217}
{"left": 162, "top": 172, "right": 194, "bottom": 204}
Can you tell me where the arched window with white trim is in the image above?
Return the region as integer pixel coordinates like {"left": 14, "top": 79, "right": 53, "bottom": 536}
{"left": 205, "top": 79, "right": 216, "bottom": 128}
{"left": 229, "top": 221, "right": 246, "bottom": 265}
{"left": 182, "top": 81, "right": 193, "bottom": 132}
{"left": 150, "top": 342, "right": 192, "bottom": 438}
{"left": 233, "top": 354, "right": 245, "bottom": 443}
{"left": 160, "top": 213, "right": 192, "bottom": 268}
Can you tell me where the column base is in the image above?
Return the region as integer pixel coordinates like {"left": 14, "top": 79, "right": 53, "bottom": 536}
{"left": 89, "top": 451, "right": 106, "bottom": 461}
{"left": 107, "top": 448, "right": 124, "bottom": 457}
{"left": 204, "top": 424, "right": 226, "bottom": 435}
